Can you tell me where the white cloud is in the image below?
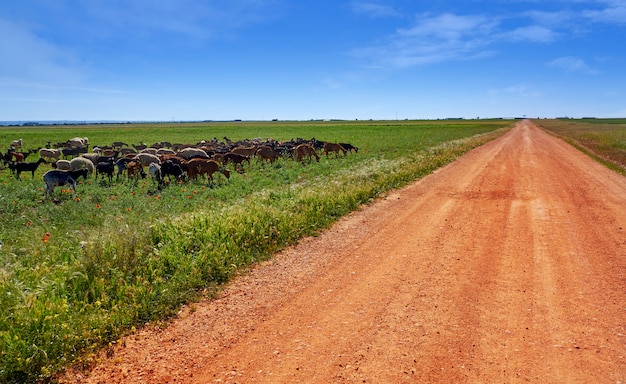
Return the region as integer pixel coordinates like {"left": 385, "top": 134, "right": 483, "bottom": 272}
{"left": 505, "top": 25, "right": 559, "bottom": 42}
{"left": 548, "top": 56, "right": 598, "bottom": 74}
{"left": 355, "top": 13, "right": 499, "bottom": 68}
{"left": 351, "top": 2, "right": 402, "bottom": 18}
{"left": 584, "top": 0, "right": 626, "bottom": 24}
{"left": 0, "top": 18, "right": 84, "bottom": 85}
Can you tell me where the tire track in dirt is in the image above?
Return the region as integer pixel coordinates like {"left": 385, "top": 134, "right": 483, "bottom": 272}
{"left": 62, "top": 120, "right": 626, "bottom": 383}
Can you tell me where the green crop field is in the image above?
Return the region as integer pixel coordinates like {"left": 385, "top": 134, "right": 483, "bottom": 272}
{"left": 0, "top": 119, "right": 513, "bottom": 383}
{"left": 533, "top": 118, "right": 626, "bottom": 175}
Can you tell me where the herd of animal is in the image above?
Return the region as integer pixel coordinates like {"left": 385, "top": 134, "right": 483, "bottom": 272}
{"left": 1, "top": 136, "right": 359, "bottom": 198}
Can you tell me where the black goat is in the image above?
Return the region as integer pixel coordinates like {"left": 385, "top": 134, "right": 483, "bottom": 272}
{"left": 42, "top": 169, "right": 87, "bottom": 197}
{"left": 96, "top": 161, "right": 115, "bottom": 183}
{"left": 11, "top": 158, "right": 47, "bottom": 179}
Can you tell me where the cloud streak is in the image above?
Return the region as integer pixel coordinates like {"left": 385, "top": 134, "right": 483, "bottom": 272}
{"left": 355, "top": 1, "right": 626, "bottom": 70}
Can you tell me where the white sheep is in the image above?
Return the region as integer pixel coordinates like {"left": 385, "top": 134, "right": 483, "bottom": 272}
{"left": 39, "top": 148, "right": 61, "bottom": 162}
{"left": 69, "top": 157, "right": 95, "bottom": 175}
{"left": 53, "top": 159, "right": 71, "bottom": 170}
{"left": 133, "top": 153, "right": 161, "bottom": 167}
{"left": 177, "top": 147, "right": 210, "bottom": 160}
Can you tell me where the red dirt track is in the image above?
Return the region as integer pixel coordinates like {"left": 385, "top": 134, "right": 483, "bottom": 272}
{"left": 64, "top": 120, "right": 626, "bottom": 383}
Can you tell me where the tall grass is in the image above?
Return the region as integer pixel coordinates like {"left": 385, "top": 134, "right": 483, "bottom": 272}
{"left": 534, "top": 118, "right": 626, "bottom": 175}
{"left": 0, "top": 120, "right": 512, "bottom": 382}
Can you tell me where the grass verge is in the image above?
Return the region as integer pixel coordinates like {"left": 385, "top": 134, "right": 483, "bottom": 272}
{"left": 0, "top": 123, "right": 510, "bottom": 383}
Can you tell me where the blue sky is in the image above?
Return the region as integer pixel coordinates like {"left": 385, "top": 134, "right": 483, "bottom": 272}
{"left": 1, "top": 0, "right": 625, "bottom": 121}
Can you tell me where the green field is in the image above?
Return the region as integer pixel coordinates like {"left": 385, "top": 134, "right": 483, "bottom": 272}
{"left": 0, "top": 120, "right": 513, "bottom": 383}
{"left": 533, "top": 118, "right": 626, "bottom": 175}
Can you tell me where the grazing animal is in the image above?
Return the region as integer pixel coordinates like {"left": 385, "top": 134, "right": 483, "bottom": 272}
{"left": 96, "top": 161, "right": 115, "bottom": 183}
{"left": 62, "top": 146, "right": 88, "bottom": 159}
{"left": 339, "top": 142, "right": 359, "bottom": 153}
{"left": 294, "top": 144, "right": 319, "bottom": 163}
{"left": 68, "top": 137, "right": 89, "bottom": 148}
{"left": 255, "top": 146, "right": 280, "bottom": 164}
{"left": 52, "top": 160, "right": 71, "bottom": 170}
{"left": 139, "top": 147, "right": 158, "bottom": 155}
{"left": 125, "top": 161, "right": 145, "bottom": 180}
{"left": 132, "top": 142, "right": 147, "bottom": 151}
{"left": 148, "top": 163, "right": 163, "bottom": 186}
{"left": 43, "top": 170, "right": 77, "bottom": 197}
{"left": 177, "top": 147, "right": 210, "bottom": 160}
{"left": 10, "top": 152, "right": 24, "bottom": 162}
{"left": 230, "top": 146, "right": 257, "bottom": 158}
{"left": 186, "top": 158, "right": 230, "bottom": 184}
{"left": 69, "top": 157, "right": 95, "bottom": 175}
{"left": 161, "top": 160, "right": 186, "bottom": 181}
{"left": 323, "top": 142, "right": 347, "bottom": 158}
{"left": 11, "top": 139, "right": 23, "bottom": 148}
{"left": 133, "top": 153, "right": 161, "bottom": 167}
{"left": 12, "top": 158, "right": 47, "bottom": 179}
{"left": 39, "top": 148, "right": 61, "bottom": 162}
{"left": 223, "top": 152, "right": 250, "bottom": 169}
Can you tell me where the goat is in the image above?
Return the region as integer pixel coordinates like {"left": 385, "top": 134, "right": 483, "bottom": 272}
{"left": 339, "top": 142, "right": 359, "bottom": 153}
{"left": 294, "top": 144, "right": 319, "bottom": 163}
{"left": 185, "top": 158, "right": 230, "bottom": 185}
{"left": 11, "top": 158, "right": 47, "bottom": 179}
{"left": 255, "top": 146, "right": 280, "bottom": 164}
{"left": 11, "top": 139, "right": 23, "bottom": 148}
{"left": 323, "top": 142, "right": 347, "bottom": 158}
{"left": 161, "top": 160, "right": 186, "bottom": 181}
{"left": 96, "top": 161, "right": 115, "bottom": 183}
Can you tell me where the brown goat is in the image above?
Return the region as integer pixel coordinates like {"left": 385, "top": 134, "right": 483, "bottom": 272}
{"left": 294, "top": 144, "right": 319, "bottom": 163}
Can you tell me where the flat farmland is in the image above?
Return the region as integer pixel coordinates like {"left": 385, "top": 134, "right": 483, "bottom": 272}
{"left": 61, "top": 120, "right": 626, "bottom": 384}
{"left": 0, "top": 119, "right": 512, "bottom": 383}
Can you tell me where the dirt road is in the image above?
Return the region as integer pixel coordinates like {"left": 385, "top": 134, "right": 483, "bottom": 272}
{"left": 65, "top": 120, "right": 626, "bottom": 383}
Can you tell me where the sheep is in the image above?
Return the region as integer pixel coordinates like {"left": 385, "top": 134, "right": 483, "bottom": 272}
{"left": 139, "top": 147, "right": 158, "bottom": 155}
{"left": 156, "top": 148, "right": 176, "bottom": 156}
{"left": 177, "top": 147, "right": 210, "bottom": 160}
{"left": 53, "top": 160, "right": 71, "bottom": 170}
{"left": 68, "top": 137, "right": 88, "bottom": 148}
{"left": 69, "top": 157, "right": 95, "bottom": 176}
{"left": 133, "top": 153, "right": 161, "bottom": 167}
{"left": 11, "top": 139, "right": 23, "bottom": 148}
{"left": 42, "top": 169, "right": 88, "bottom": 198}
{"left": 39, "top": 148, "right": 61, "bottom": 162}
{"left": 79, "top": 153, "right": 101, "bottom": 165}
{"left": 11, "top": 158, "right": 47, "bottom": 179}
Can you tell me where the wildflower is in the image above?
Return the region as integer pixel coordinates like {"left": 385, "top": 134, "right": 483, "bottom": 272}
{"left": 67, "top": 189, "right": 72, "bottom": 193}
{"left": 132, "top": 191, "right": 136, "bottom": 196}
{"left": 25, "top": 221, "right": 31, "bottom": 226}
{"left": 96, "top": 204, "right": 101, "bottom": 209}
{"left": 188, "top": 195, "right": 192, "bottom": 199}
{"left": 126, "top": 207, "right": 131, "bottom": 212}
{"left": 76, "top": 197, "right": 81, "bottom": 202}
{"left": 115, "top": 217, "right": 121, "bottom": 221}
{"left": 156, "top": 195, "right": 161, "bottom": 199}
{"left": 193, "top": 190, "right": 198, "bottom": 195}
{"left": 62, "top": 189, "right": 66, "bottom": 193}
{"left": 42, "top": 232, "right": 51, "bottom": 243}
